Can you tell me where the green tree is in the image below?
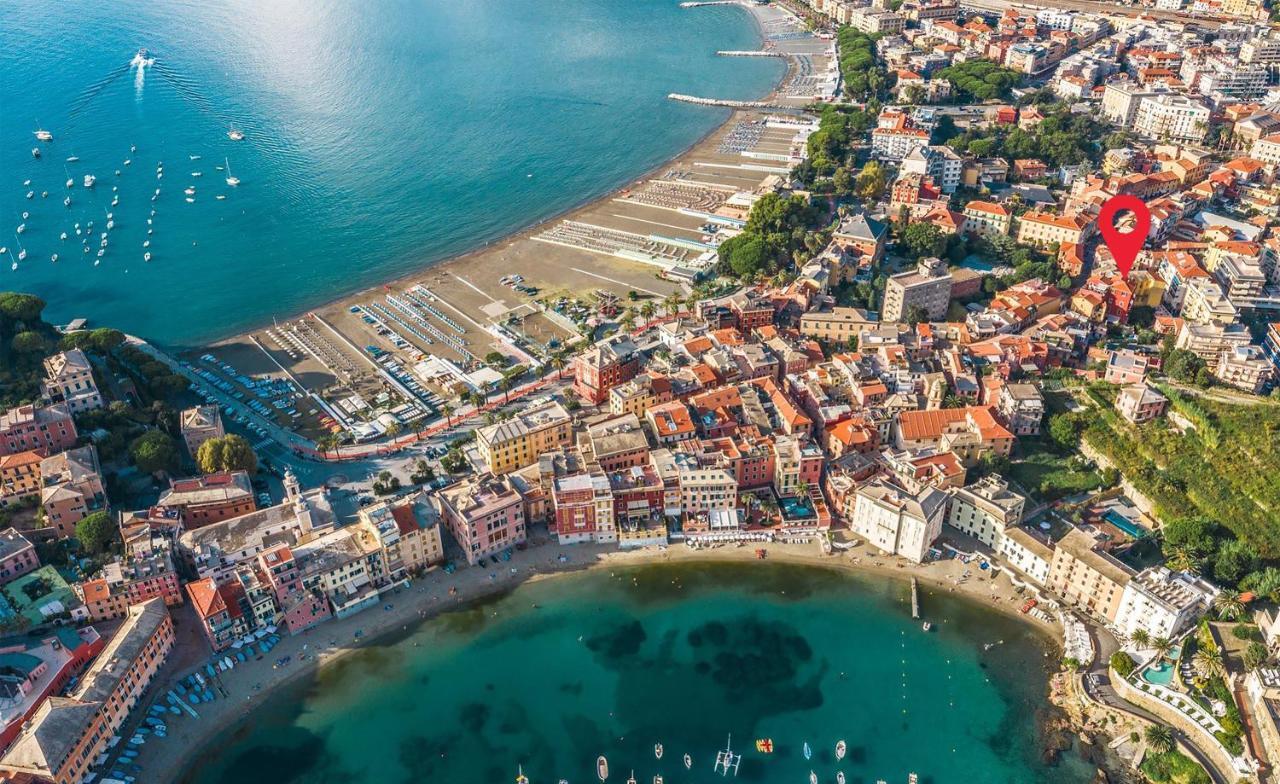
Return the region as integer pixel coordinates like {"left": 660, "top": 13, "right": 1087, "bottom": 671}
{"left": 75, "top": 510, "right": 118, "bottom": 555}
{"left": 130, "top": 430, "right": 178, "bottom": 475}
{"left": 1192, "top": 649, "right": 1225, "bottom": 682}
{"left": 1131, "top": 629, "right": 1151, "bottom": 648}
{"left": 899, "top": 222, "right": 945, "bottom": 260}
{"left": 855, "top": 161, "right": 888, "bottom": 201}
{"left": 1245, "top": 641, "right": 1269, "bottom": 671}
{"left": 904, "top": 304, "right": 930, "bottom": 325}
{"left": 1110, "top": 651, "right": 1136, "bottom": 677}
{"left": 0, "top": 293, "right": 45, "bottom": 324}
{"left": 1213, "top": 590, "right": 1245, "bottom": 621}
{"left": 1144, "top": 724, "right": 1175, "bottom": 755}
{"left": 195, "top": 434, "right": 258, "bottom": 475}
{"left": 1047, "top": 413, "right": 1083, "bottom": 451}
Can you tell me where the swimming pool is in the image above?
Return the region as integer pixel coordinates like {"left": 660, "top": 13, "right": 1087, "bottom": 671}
{"left": 1104, "top": 509, "right": 1148, "bottom": 539}
{"left": 1143, "top": 661, "right": 1175, "bottom": 686}
{"left": 779, "top": 496, "right": 815, "bottom": 521}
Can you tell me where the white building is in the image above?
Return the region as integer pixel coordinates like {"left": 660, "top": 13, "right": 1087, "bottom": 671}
{"left": 849, "top": 476, "right": 947, "bottom": 563}
{"left": 946, "top": 475, "right": 1026, "bottom": 547}
{"left": 1132, "top": 94, "right": 1211, "bottom": 143}
{"left": 1113, "top": 567, "right": 1217, "bottom": 641}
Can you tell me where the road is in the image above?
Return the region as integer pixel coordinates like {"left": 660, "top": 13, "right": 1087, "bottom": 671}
{"left": 957, "top": 0, "right": 1222, "bottom": 27}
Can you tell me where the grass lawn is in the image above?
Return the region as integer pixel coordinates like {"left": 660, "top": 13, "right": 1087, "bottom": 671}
{"left": 1009, "top": 437, "right": 1105, "bottom": 502}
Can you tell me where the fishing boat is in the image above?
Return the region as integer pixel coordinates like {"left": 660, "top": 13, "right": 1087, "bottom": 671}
{"left": 34, "top": 129, "right": 52, "bottom": 141}
{"left": 515, "top": 764, "right": 529, "bottom": 784}
{"left": 655, "top": 743, "right": 663, "bottom": 760}
{"left": 803, "top": 742, "right": 812, "bottom": 761}
{"left": 225, "top": 158, "right": 240, "bottom": 186}
{"left": 83, "top": 174, "right": 96, "bottom": 188}
{"left": 808, "top": 772, "right": 817, "bottom": 784}
{"left": 835, "top": 740, "right": 846, "bottom": 761}
{"left": 626, "top": 771, "right": 636, "bottom": 784}
{"left": 683, "top": 754, "right": 692, "bottom": 770}
{"left": 228, "top": 128, "right": 245, "bottom": 141}
{"left": 596, "top": 755, "right": 609, "bottom": 782}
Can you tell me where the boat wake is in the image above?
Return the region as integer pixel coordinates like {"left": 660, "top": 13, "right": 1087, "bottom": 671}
{"left": 131, "top": 48, "right": 156, "bottom": 94}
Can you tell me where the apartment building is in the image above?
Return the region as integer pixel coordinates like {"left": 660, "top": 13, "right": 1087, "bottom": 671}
{"left": 1132, "top": 94, "right": 1211, "bottom": 143}
{"left": 40, "top": 350, "right": 102, "bottom": 415}
{"left": 180, "top": 405, "right": 225, "bottom": 459}
{"left": 882, "top": 257, "right": 952, "bottom": 322}
{"left": 848, "top": 476, "right": 947, "bottom": 563}
{"left": 996, "top": 382, "right": 1044, "bottom": 436}
{"left": 157, "top": 471, "right": 257, "bottom": 530}
{"left": 1046, "top": 528, "right": 1135, "bottom": 623}
{"left": 552, "top": 472, "right": 617, "bottom": 545}
{"left": 963, "top": 200, "right": 1012, "bottom": 238}
{"left": 436, "top": 474, "right": 526, "bottom": 565}
{"left": 1113, "top": 567, "right": 1216, "bottom": 641}
{"left": 0, "top": 452, "right": 42, "bottom": 508}
{"left": 1115, "top": 382, "right": 1169, "bottom": 424}
{"left": 0, "top": 600, "right": 174, "bottom": 784}
{"left": 1016, "top": 212, "right": 1092, "bottom": 248}
{"left": 477, "top": 400, "right": 572, "bottom": 475}
{"left": 0, "top": 530, "right": 39, "bottom": 587}
{"left": 893, "top": 407, "right": 1014, "bottom": 466}
{"left": 573, "top": 334, "right": 641, "bottom": 405}
{"left": 799, "top": 306, "right": 876, "bottom": 344}
{"left": 39, "top": 446, "right": 106, "bottom": 538}
{"left": 946, "top": 475, "right": 1026, "bottom": 547}
{"left": 0, "top": 404, "right": 77, "bottom": 458}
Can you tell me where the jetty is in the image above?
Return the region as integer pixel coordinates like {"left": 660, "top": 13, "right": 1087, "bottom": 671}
{"left": 716, "top": 50, "right": 787, "bottom": 58}
{"left": 667, "top": 93, "right": 789, "bottom": 110}
{"left": 911, "top": 577, "right": 920, "bottom": 620}
{"left": 680, "top": 0, "right": 740, "bottom": 6}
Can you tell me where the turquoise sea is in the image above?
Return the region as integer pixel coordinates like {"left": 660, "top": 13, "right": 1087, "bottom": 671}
{"left": 0, "top": 0, "right": 783, "bottom": 346}
{"left": 182, "top": 563, "right": 1096, "bottom": 784}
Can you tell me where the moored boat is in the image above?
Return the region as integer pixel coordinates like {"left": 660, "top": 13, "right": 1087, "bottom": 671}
{"left": 835, "top": 740, "right": 846, "bottom": 761}
{"left": 683, "top": 754, "right": 691, "bottom": 770}
{"left": 655, "top": 743, "right": 662, "bottom": 760}
{"left": 597, "top": 756, "right": 608, "bottom": 782}
{"left": 515, "top": 764, "right": 529, "bottom": 784}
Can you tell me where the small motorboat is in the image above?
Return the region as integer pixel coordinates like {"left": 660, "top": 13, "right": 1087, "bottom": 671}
{"left": 923, "top": 621, "right": 932, "bottom": 632}
{"left": 653, "top": 777, "right": 662, "bottom": 784}
{"left": 16, "top": 248, "right": 25, "bottom": 261}
{"left": 837, "top": 773, "right": 846, "bottom": 784}
{"left": 655, "top": 744, "right": 663, "bottom": 760}
{"left": 34, "top": 129, "right": 52, "bottom": 141}
{"left": 184, "top": 187, "right": 196, "bottom": 196}
{"left": 597, "top": 755, "right": 609, "bottom": 782}
{"left": 124, "top": 159, "right": 132, "bottom": 165}
{"left": 626, "top": 771, "right": 636, "bottom": 784}
{"left": 24, "top": 191, "right": 32, "bottom": 199}
{"left": 144, "top": 251, "right": 151, "bottom": 262}
{"left": 835, "top": 740, "right": 846, "bottom": 761}
{"left": 190, "top": 154, "right": 202, "bottom": 160}
{"left": 683, "top": 754, "right": 691, "bottom": 770}
{"left": 60, "top": 232, "right": 67, "bottom": 240}
{"left": 50, "top": 253, "right": 57, "bottom": 262}
{"left": 228, "top": 128, "right": 245, "bottom": 141}
{"left": 15, "top": 224, "right": 24, "bottom": 234}
{"left": 66, "top": 155, "right": 79, "bottom": 163}
{"left": 515, "top": 764, "right": 529, "bottom": 784}
{"left": 192, "top": 171, "right": 203, "bottom": 177}
{"left": 809, "top": 771, "right": 817, "bottom": 784}
{"left": 21, "top": 212, "right": 28, "bottom": 220}
{"left": 65, "top": 178, "right": 73, "bottom": 188}
{"left": 803, "top": 742, "right": 812, "bottom": 761}
{"left": 31, "top": 148, "right": 40, "bottom": 158}
{"left": 83, "top": 174, "right": 95, "bottom": 188}
{"left": 185, "top": 197, "right": 195, "bottom": 203}
{"left": 216, "top": 194, "right": 226, "bottom": 200}
{"left": 63, "top": 197, "right": 71, "bottom": 207}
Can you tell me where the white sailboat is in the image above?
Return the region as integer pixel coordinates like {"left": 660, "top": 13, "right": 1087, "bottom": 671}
{"left": 713, "top": 735, "right": 740, "bottom": 777}
{"left": 225, "top": 157, "right": 240, "bottom": 187}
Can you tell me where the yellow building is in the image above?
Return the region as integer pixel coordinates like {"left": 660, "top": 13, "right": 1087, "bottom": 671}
{"left": 477, "top": 400, "right": 573, "bottom": 475}
{"left": 1047, "top": 528, "right": 1134, "bottom": 623}
{"left": 799, "top": 306, "right": 876, "bottom": 343}
{"left": 963, "top": 200, "right": 1012, "bottom": 238}
{"left": 1128, "top": 270, "right": 1166, "bottom": 308}
{"left": 1015, "top": 211, "right": 1092, "bottom": 248}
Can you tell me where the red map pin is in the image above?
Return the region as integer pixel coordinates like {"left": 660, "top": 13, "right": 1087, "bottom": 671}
{"left": 1097, "top": 194, "right": 1150, "bottom": 278}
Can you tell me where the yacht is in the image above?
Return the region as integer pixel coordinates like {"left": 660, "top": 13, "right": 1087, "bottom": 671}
{"left": 225, "top": 158, "right": 240, "bottom": 186}
{"left": 83, "top": 174, "right": 96, "bottom": 188}
{"left": 184, "top": 187, "right": 196, "bottom": 196}
{"left": 596, "top": 756, "right": 608, "bottom": 782}
{"left": 34, "top": 129, "right": 52, "bottom": 142}
{"left": 227, "top": 128, "right": 245, "bottom": 141}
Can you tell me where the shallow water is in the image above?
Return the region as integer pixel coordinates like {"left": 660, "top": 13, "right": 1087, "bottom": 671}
{"left": 182, "top": 563, "right": 1095, "bottom": 784}
{"left": 1, "top": 0, "right": 783, "bottom": 345}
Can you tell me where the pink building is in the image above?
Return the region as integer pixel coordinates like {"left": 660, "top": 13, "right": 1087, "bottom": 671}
{"left": 0, "top": 529, "right": 38, "bottom": 587}
{"left": 552, "top": 472, "right": 613, "bottom": 545}
{"left": 257, "top": 544, "right": 330, "bottom": 634}
{"left": 436, "top": 475, "right": 526, "bottom": 564}
{"left": 187, "top": 577, "right": 250, "bottom": 652}
{"left": 0, "top": 403, "right": 77, "bottom": 457}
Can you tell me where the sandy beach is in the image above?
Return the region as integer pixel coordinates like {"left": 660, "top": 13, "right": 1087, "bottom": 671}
{"left": 184, "top": 1, "right": 834, "bottom": 442}
{"left": 135, "top": 532, "right": 1059, "bottom": 784}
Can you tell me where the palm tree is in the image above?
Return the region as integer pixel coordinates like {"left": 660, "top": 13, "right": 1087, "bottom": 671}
{"left": 550, "top": 351, "right": 568, "bottom": 380}
{"left": 1144, "top": 724, "right": 1175, "bottom": 755}
{"left": 1213, "top": 589, "right": 1245, "bottom": 621}
{"left": 663, "top": 292, "right": 681, "bottom": 318}
{"left": 500, "top": 375, "right": 515, "bottom": 404}
{"left": 1151, "top": 636, "right": 1174, "bottom": 660}
{"left": 640, "top": 302, "right": 657, "bottom": 324}
{"left": 440, "top": 402, "right": 454, "bottom": 428}
{"left": 1192, "top": 649, "right": 1225, "bottom": 683}
{"left": 1131, "top": 629, "right": 1151, "bottom": 649}
{"left": 1165, "top": 546, "right": 1203, "bottom": 576}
